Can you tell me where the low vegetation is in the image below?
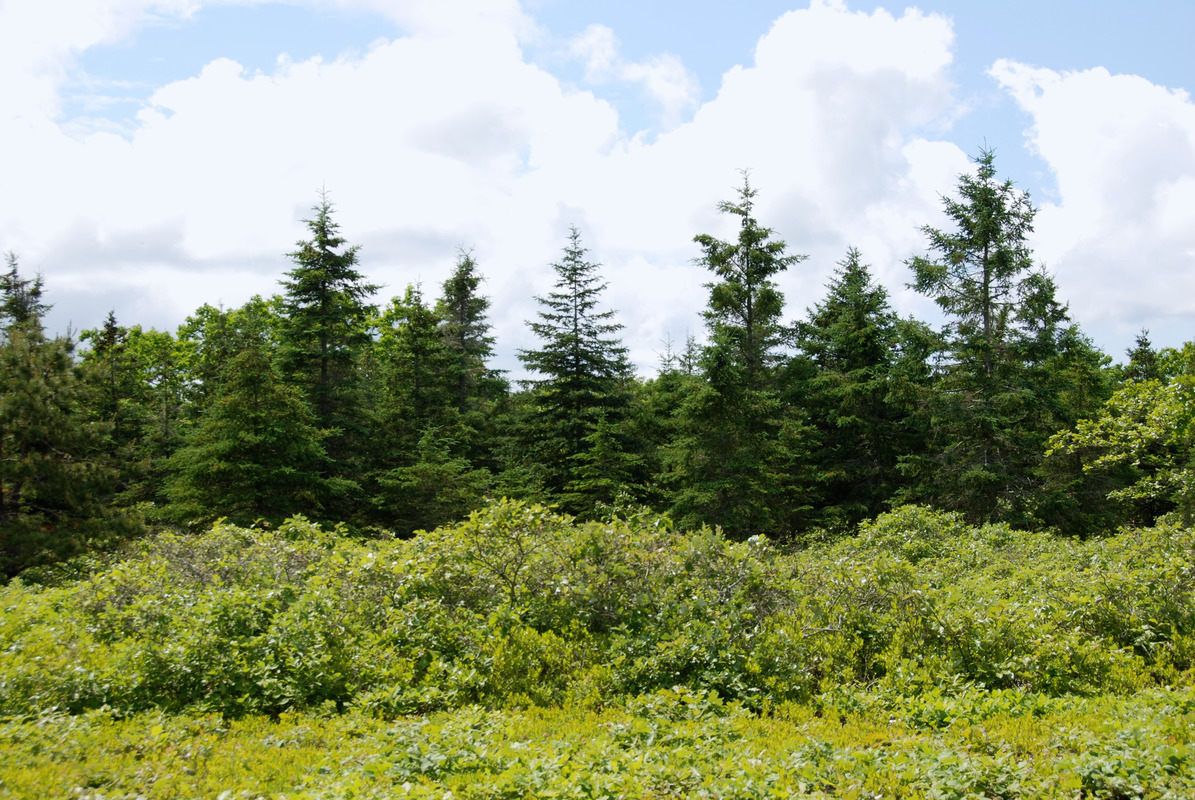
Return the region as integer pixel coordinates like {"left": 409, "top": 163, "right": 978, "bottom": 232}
{"left": 3, "top": 502, "right": 1195, "bottom": 796}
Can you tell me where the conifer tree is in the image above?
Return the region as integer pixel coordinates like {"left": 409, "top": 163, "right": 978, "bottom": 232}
{"left": 517, "top": 227, "right": 634, "bottom": 511}
{"left": 373, "top": 429, "right": 492, "bottom": 535}
{"left": 795, "top": 248, "right": 915, "bottom": 526}
{"left": 81, "top": 311, "right": 138, "bottom": 450}
{"left": 904, "top": 148, "right": 1087, "bottom": 524}
{"left": 1, "top": 261, "right": 138, "bottom": 577}
{"left": 164, "top": 343, "right": 341, "bottom": 528}
{"left": 439, "top": 249, "right": 504, "bottom": 412}
{"left": 368, "top": 286, "right": 455, "bottom": 467}
{"left": 695, "top": 175, "right": 804, "bottom": 384}
{"left": 278, "top": 193, "right": 377, "bottom": 473}
{"left": 0, "top": 252, "right": 49, "bottom": 328}
{"left": 666, "top": 176, "right": 811, "bottom": 538}
{"left": 1123, "top": 330, "right": 1161, "bottom": 384}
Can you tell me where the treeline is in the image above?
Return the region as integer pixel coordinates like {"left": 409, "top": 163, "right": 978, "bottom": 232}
{"left": 3, "top": 150, "right": 1193, "bottom": 579}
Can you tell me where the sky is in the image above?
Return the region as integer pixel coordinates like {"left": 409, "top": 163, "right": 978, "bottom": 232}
{"left": 2, "top": 0, "right": 1193, "bottom": 378}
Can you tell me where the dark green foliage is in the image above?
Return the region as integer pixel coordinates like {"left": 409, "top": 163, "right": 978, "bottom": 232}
{"left": 794, "top": 248, "right": 921, "bottom": 527}
{"left": 0, "top": 252, "right": 49, "bottom": 328}
{"left": 1049, "top": 365, "right": 1195, "bottom": 528}
{"left": 79, "top": 314, "right": 192, "bottom": 508}
{"left": 439, "top": 249, "right": 504, "bottom": 412}
{"left": 665, "top": 346, "right": 807, "bottom": 537}
{"left": 903, "top": 149, "right": 1095, "bottom": 525}
{"left": 517, "top": 227, "right": 634, "bottom": 512}
{"left": 374, "top": 429, "right": 492, "bottom": 535}
{"left": 366, "top": 284, "right": 492, "bottom": 533}
{"left": 164, "top": 344, "right": 343, "bottom": 528}
{"left": 666, "top": 177, "right": 811, "bottom": 537}
{"left": 371, "top": 284, "right": 457, "bottom": 443}
{"left": 80, "top": 312, "right": 138, "bottom": 446}
{"left": 177, "top": 295, "right": 284, "bottom": 410}
{"left": 0, "top": 267, "right": 139, "bottom": 578}
{"left": 1124, "top": 329, "right": 1162, "bottom": 384}
{"left": 278, "top": 193, "right": 378, "bottom": 469}
{"left": 694, "top": 174, "right": 804, "bottom": 383}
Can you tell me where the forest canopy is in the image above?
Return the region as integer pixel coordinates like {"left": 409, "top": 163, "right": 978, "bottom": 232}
{"left": 0, "top": 149, "right": 1189, "bottom": 578}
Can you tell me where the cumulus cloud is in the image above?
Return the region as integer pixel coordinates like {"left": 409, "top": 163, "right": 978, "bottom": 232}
{"left": 568, "top": 23, "right": 700, "bottom": 128}
{"left": 991, "top": 59, "right": 1195, "bottom": 352}
{"left": 2, "top": 0, "right": 1041, "bottom": 375}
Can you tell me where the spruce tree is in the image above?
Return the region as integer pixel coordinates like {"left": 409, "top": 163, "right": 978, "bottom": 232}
{"left": 904, "top": 148, "right": 1085, "bottom": 524}
{"left": 666, "top": 176, "right": 811, "bottom": 538}
{"left": 0, "top": 252, "right": 49, "bottom": 327}
{"left": 278, "top": 193, "right": 377, "bottom": 472}
{"left": 517, "top": 227, "right": 634, "bottom": 512}
{"left": 164, "top": 343, "right": 341, "bottom": 528}
{"left": 373, "top": 284, "right": 455, "bottom": 443}
{"left": 365, "top": 283, "right": 500, "bottom": 533}
{"left": 1123, "top": 330, "right": 1161, "bottom": 384}
{"left": 695, "top": 175, "right": 804, "bottom": 384}
{"left": 795, "top": 247, "right": 913, "bottom": 527}
{"left": 439, "top": 249, "right": 504, "bottom": 412}
{"left": 0, "top": 262, "right": 138, "bottom": 578}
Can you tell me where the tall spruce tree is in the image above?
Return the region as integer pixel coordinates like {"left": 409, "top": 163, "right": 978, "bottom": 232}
{"left": 795, "top": 247, "right": 914, "bottom": 527}
{"left": 517, "top": 227, "right": 634, "bottom": 512}
{"left": 695, "top": 175, "right": 803, "bottom": 384}
{"left": 904, "top": 148, "right": 1084, "bottom": 524}
{"left": 666, "top": 176, "right": 811, "bottom": 538}
{"left": 439, "top": 249, "right": 504, "bottom": 412}
{"left": 278, "top": 193, "right": 377, "bottom": 473}
{"left": 0, "top": 259, "right": 139, "bottom": 578}
{"left": 0, "top": 252, "right": 49, "bottom": 328}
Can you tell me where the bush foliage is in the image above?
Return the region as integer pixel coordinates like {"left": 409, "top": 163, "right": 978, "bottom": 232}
{"left": 3, "top": 501, "right": 1195, "bottom": 721}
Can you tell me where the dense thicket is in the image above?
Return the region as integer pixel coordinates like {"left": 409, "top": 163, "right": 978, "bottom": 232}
{"left": 4, "top": 503, "right": 1194, "bottom": 719}
{"left": 1, "top": 151, "right": 1189, "bottom": 577}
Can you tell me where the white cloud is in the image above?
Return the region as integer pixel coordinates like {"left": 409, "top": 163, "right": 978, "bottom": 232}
{"left": 568, "top": 23, "right": 700, "bottom": 128}
{"left": 991, "top": 59, "right": 1195, "bottom": 351}
{"left": 2, "top": 0, "right": 997, "bottom": 375}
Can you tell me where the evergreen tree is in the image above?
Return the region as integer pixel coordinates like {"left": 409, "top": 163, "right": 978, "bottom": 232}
{"left": 666, "top": 345, "right": 808, "bottom": 537}
{"left": 373, "top": 429, "right": 491, "bottom": 536}
{"left": 1123, "top": 329, "right": 1161, "bottom": 384}
{"left": 1, "top": 263, "right": 138, "bottom": 578}
{"left": 164, "top": 343, "right": 341, "bottom": 528}
{"left": 695, "top": 175, "right": 804, "bottom": 384}
{"left": 794, "top": 248, "right": 914, "bottom": 527}
{"left": 372, "top": 284, "right": 456, "bottom": 443}
{"left": 439, "top": 249, "right": 504, "bottom": 412}
{"left": 517, "top": 227, "right": 634, "bottom": 512}
{"left": 666, "top": 176, "right": 811, "bottom": 538}
{"left": 278, "top": 193, "right": 378, "bottom": 470}
{"left": 0, "top": 252, "right": 49, "bottom": 328}
{"left": 904, "top": 148, "right": 1084, "bottom": 524}
{"left": 80, "top": 311, "right": 139, "bottom": 450}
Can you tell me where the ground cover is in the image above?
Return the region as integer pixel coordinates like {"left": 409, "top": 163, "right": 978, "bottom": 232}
{"left": 3, "top": 686, "right": 1195, "bottom": 798}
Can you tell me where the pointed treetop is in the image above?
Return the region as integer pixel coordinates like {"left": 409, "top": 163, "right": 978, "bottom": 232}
{"left": 1, "top": 251, "right": 50, "bottom": 331}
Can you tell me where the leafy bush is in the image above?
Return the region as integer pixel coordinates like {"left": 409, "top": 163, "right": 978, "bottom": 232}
{"left": 2, "top": 501, "right": 1195, "bottom": 720}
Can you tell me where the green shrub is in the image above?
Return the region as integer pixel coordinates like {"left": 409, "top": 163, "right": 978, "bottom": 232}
{"left": 3, "top": 502, "right": 1195, "bottom": 720}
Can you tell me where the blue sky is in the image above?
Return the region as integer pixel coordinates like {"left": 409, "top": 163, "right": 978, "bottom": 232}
{"left": 3, "top": 0, "right": 1193, "bottom": 374}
